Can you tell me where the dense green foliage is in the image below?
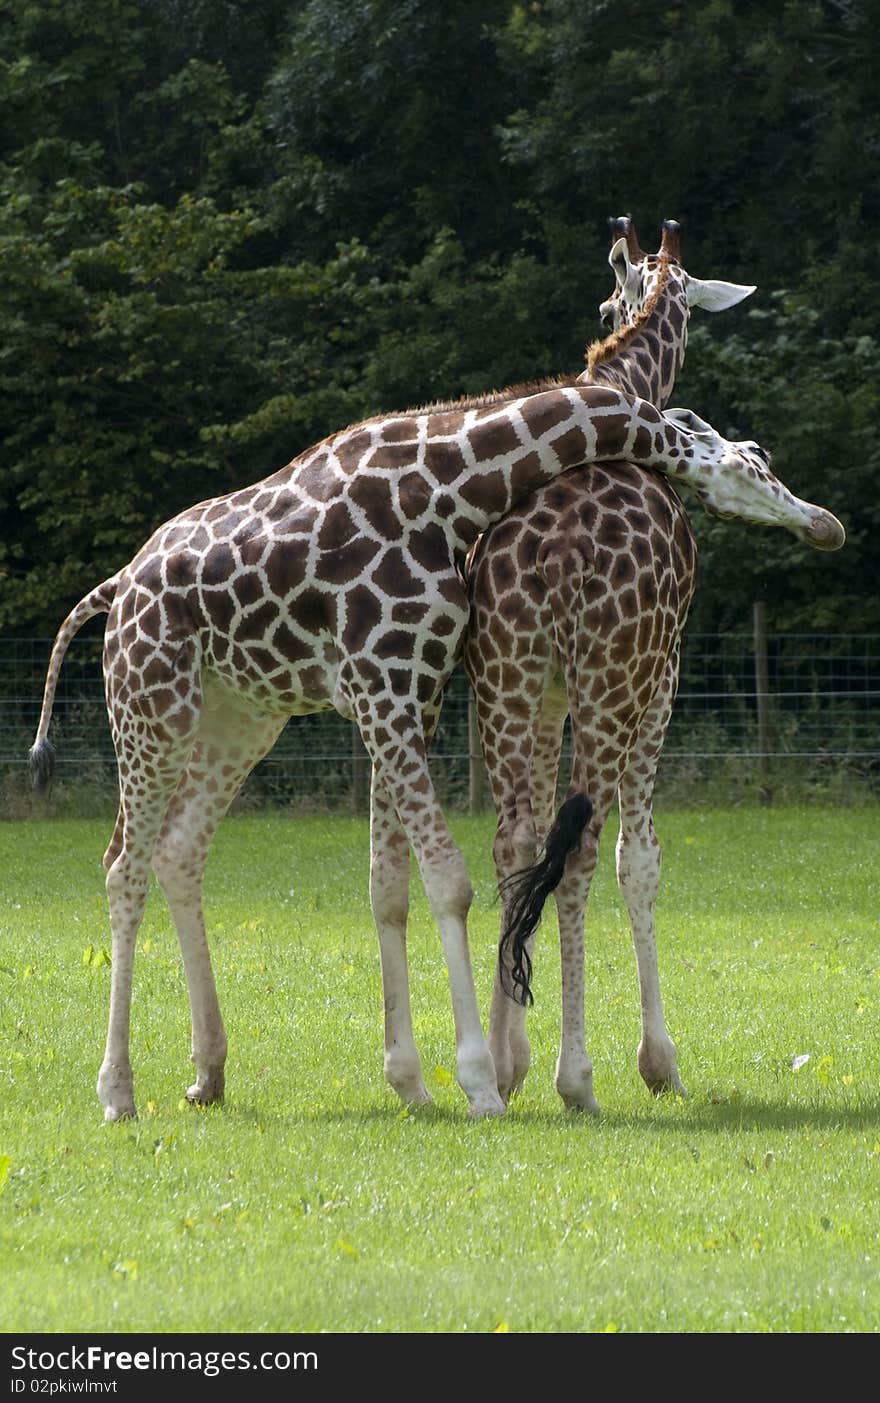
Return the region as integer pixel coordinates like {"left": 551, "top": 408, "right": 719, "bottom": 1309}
{"left": 2, "top": 0, "right": 876, "bottom": 635}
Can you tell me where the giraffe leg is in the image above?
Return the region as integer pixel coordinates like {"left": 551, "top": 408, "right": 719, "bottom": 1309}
{"left": 487, "top": 706, "right": 565, "bottom": 1104}
{"left": 552, "top": 779, "right": 617, "bottom": 1113}
{"left": 488, "top": 799, "right": 538, "bottom": 1103}
{"left": 368, "top": 697, "right": 454, "bottom": 1106}
{"left": 549, "top": 631, "right": 626, "bottom": 1112}
{"left": 616, "top": 659, "right": 686, "bottom": 1097}
{"left": 511, "top": 535, "right": 613, "bottom": 1111}
{"left": 99, "top": 720, "right": 195, "bottom": 1121}
{"left": 366, "top": 697, "right": 449, "bottom": 1105}
{"left": 151, "top": 694, "right": 287, "bottom": 1106}
{"left": 481, "top": 715, "right": 539, "bottom": 1102}
{"left": 355, "top": 693, "right": 504, "bottom": 1118}
{"left": 369, "top": 769, "right": 431, "bottom": 1106}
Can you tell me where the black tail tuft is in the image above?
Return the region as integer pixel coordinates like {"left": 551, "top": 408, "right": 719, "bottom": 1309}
{"left": 498, "top": 793, "right": 593, "bottom": 1007}
{"left": 28, "top": 738, "right": 56, "bottom": 796}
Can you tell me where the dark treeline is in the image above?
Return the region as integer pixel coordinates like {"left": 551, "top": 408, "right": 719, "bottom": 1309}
{"left": 1, "top": 0, "right": 877, "bottom": 637}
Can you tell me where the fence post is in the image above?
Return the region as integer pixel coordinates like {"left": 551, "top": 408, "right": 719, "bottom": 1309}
{"left": 351, "top": 724, "right": 370, "bottom": 815}
{"left": 753, "top": 600, "right": 772, "bottom": 805}
{"left": 468, "top": 688, "right": 489, "bottom": 814}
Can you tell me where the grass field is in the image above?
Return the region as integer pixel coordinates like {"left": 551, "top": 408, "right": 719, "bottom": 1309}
{"left": 0, "top": 805, "right": 878, "bottom": 1335}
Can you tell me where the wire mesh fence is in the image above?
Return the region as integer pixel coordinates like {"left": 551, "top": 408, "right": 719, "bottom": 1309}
{"left": 2, "top": 623, "right": 879, "bottom": 815}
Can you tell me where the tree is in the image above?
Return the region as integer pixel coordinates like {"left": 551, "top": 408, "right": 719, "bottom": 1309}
{"left": 0, "top": 0, "right": 877, "bottom": 637}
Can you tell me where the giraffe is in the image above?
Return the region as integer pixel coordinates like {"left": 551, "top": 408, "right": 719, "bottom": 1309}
{"left": 463, "top": 216, "right": 846, "bottom": 1112}
{"left": 28, "top": 285, "right": 841, "bottom": 1126}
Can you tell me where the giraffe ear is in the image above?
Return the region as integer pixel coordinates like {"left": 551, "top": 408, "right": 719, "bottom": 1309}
{"left": 608, "top": 236, "right": 632, "bottom": 287}
{"left": 686, "top": 277, "right": 756, "bottom": 311}
{"left": 664, "top": 406, "right": 714, "bottom": 434}
{"left": 600, "top": 236, "right": 638, "bottom": 325}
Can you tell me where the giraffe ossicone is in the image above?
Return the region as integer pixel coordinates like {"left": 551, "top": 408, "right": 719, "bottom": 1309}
{"left": 27, "top": 218, "right": 833, "bottom": 1122}
{"left": 464, "top": 215, "right": 845, "bottom": 1114}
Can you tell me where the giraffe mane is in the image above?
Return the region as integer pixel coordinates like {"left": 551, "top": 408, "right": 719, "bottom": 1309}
{"left": 400, "top": 374, "right": 582, "bottom": 416}
{"left": 584, "top": 253, "right": 673, "bottom": 376}
{"left": 305, "top": 375, "right": 583, "bottom": 458}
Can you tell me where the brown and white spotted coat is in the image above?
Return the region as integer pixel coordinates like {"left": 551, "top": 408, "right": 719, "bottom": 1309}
{"left": 463, "top": 218, "right": 845, "bottom": 1112}
{"left": 30, "top": 238, "right": 842, "bottom": 1122}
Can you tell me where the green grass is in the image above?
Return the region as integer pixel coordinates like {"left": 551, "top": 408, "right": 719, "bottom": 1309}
{"left": 1, "top": 806, "right": 878, "bottom": 1334}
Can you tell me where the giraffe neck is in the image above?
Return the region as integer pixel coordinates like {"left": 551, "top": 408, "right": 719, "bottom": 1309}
{"left": 325, "top": 384, "right": 724, "bottom": 560}
{"left": 582, "top": 258, "right": 689, "bottom": 408}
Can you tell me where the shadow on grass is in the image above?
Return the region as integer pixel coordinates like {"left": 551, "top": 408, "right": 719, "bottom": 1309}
{"left": 591, "top": 1097, "right": 880, "bottom": 1134}
{"left": 190, "top": 1091, "right": 880, "bottom": 1135}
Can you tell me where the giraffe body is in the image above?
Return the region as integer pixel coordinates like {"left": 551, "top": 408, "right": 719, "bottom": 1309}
{"left": 464, "top": 219, "right": 845, "bottom": 1111}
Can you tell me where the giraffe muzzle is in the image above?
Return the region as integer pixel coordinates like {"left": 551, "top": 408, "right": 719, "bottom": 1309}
{"left": 803, "top": 508, "right": 846, "bottom": 552}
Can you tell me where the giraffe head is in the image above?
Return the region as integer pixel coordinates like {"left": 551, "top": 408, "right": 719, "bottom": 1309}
{"left": 664, "top": 407, "right": 846, "bottom": 550}
{"left": 598, "top": 215, "right": 756, "bottom": 330}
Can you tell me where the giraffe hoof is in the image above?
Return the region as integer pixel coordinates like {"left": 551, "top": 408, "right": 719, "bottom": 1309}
{"left": 386, "top": 1070, "right": 432, "bottom": 1106}
{"left": 560, "top": 1094, "right": 601, "bottom": 1115}
{"left": 98, "top": 1064, "right": 136, "bottom": 1121}
{"left": 646, "top": 1075, "right": 688, "bottom": 1099}
{"left": 638, "top": 1041, "right": 685, "bottom": 1097}
{"left": 103, "top": 1103, "right": 137, "bottom": 1123}
{"left": 556, "top": 1063, "right": 600, "bottom": 1113}
{"left": 467, "top": 1087, "right": 507, "bottom": 1118}
{"left": 396, "top": 1086, "right": 433, "bottom": 1108}
{"left": 186, "top": 1077, "right": 224, "bottom": 1105}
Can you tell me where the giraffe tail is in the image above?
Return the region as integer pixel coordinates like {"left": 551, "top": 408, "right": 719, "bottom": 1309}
{"left": 498, "top": 792, "right": 593, "bottom": 1006}
{"left": 28, "top": 575, "right": 121, "bottom": 795}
